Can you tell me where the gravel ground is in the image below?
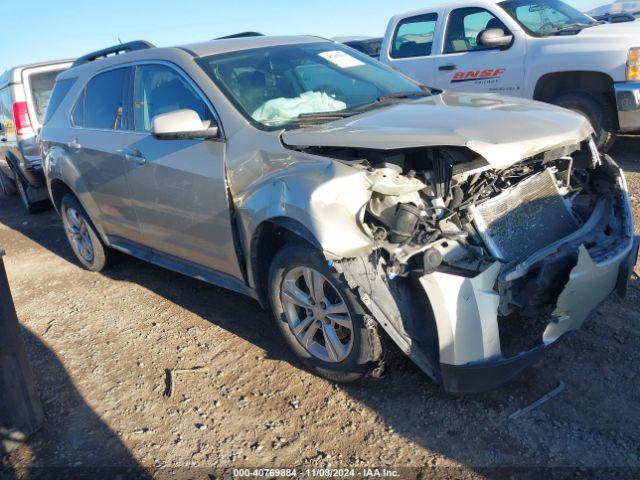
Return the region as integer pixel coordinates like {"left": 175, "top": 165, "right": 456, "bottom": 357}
{"left": 1, "top": 139, "right": 639, "bottom": 479}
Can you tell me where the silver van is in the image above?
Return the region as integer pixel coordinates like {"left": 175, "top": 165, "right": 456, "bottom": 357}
{"left": 0, "top": 60, "right": 72, "bottom": 213}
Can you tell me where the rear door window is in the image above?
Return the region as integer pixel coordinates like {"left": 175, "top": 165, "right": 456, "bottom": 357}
{"left": 0, "top": 89, "right": 6, "bottom": 135}
{"left": 28, "top": 69, "right": 65, "bottom": 123}
{"left": 84, "top": 68, "right": 128, "bottom": 130}
{"left": 391, "top": 13, "right": 439, "bottom": 59}
{"left": 0, "top": 88, "right": 13, "bottom": 138}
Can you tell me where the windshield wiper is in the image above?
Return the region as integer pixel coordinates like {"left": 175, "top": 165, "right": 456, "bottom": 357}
{"left": 353, "top": 89, "right": 432, "bottom": 112}
{"left": 553, "top": 22, "right": 597, "bottom": 35}
{"left": 283, "top": 111, "right": 359, "bottom": 126}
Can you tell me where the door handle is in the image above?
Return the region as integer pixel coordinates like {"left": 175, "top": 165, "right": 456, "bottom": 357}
{"left": 68, "top": 138, "right": 82, "bottom": 150}
{"left": 439, "top": 64, "right": 458, "bottom": 71}
{"left": 124, "top": 151, "right": 147, "bottom": 166}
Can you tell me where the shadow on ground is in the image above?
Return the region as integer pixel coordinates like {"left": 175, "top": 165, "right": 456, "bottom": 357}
{"left": 1, "top": 327, "right": 150, "bottom": 480}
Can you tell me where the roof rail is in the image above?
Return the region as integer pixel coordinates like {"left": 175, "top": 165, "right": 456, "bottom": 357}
{"left": 72, "top": 40, "right": 155, "bottom": 67}
{"left": 214, "top": 32, "right": 264, "bottom": 40}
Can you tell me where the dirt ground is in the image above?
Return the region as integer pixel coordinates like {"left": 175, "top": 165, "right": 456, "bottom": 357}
{"left": 1, "top": 139, "right": 639, "bottom": 479}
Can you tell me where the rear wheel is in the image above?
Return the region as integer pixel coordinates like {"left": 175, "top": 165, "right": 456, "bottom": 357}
{"left": 0, "top": 169, "right": 17, "bottom": 196}
{"left": 60, "top": 194, "right": 113, "bottom": 272}
{"left": 552, "top": 91, "right": 617, "bottom": 153}
{"left": 269, "top": 243, "right": 382, "bottom": 382}
{"left": 14, "top": 175, "right": 49, "bottom": 214}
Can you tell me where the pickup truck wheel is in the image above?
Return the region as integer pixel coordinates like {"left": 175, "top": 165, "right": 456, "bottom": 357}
{"left": 0, "top": 169, "right": 17, "bottom": 196}
{"left": 552, "top": 91, "right": 617, "bottom": 153}
{"left": 269, "top": 243, "right": 382, "bottom": 382}
{"left": 15, "top": 176, "right": 49, "bottom": 214}
{"left": 61, "top": 194, "right": 112, "bottom": 272}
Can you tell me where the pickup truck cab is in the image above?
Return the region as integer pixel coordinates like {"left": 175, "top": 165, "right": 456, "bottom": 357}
{"left": 380, "top": 0, "right": 640, "bottom": 152}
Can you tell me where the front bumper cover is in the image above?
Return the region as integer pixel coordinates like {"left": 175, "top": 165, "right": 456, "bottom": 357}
{"left": 440, "top": 238, "right": 638, "bottom": 395}
{"left": 615, "top": 81, "right": 640, "bottom": 132}
{"left": 420, "top": 162, "right": 636, "bottom": 394}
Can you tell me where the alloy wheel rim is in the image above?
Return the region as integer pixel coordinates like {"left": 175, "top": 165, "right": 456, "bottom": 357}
{"left": 280, "top": 267, "right": 354, "bottom": 363}
{"left": 65, "top": 207, "right": 95, "bottom": 263}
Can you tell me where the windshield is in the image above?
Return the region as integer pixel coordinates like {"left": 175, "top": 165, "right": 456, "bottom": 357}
{"left": 500, "top": 0, "right": 597, "bottom": 36}
{"left": 196, "top": 42, "right": 424, "bottom": 127}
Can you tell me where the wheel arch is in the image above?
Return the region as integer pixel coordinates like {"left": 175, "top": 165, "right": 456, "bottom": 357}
{"left": 49, "top": 178, "right": 75, "bottom": 213}
{"left": 5, "top": 152, "right": 23, "bottom": 182}
{"left": 249, "top": 217, "right": 323, "bottom": 309}
{"left": 533, "top": 71, "right": 616, "bottom": 104}
{"left": 49, "top": 178, "right": 110, "bottom": 246}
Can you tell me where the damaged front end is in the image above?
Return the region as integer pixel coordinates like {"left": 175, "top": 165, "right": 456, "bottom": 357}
{"left": 297, "top": 139, "right": 637, "bottom": 394}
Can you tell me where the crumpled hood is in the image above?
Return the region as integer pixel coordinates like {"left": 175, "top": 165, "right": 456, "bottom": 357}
{"left": 282, "top": 92, "right": 594, "bottom": 169}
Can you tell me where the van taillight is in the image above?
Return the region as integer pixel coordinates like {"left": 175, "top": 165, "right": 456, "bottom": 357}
{"left": 12, "top": 102, "right": 32, "bottom": 135}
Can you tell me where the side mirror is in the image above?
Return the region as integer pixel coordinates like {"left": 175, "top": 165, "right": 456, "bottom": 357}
{"left": 152, "top": 109, "right": 219, "bottom": 140}
{"left": 478, "top": 28, "right": 513, "bottom": 49}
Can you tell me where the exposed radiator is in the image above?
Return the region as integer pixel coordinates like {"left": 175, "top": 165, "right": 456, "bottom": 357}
{"left": 469, "top": 168, "right": 580, "bottom": 262}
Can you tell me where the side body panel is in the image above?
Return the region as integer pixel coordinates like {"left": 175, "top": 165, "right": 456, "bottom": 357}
{"left": 0, "top": 85, "right": 17, "bottom": 178}
{"left": 522, "top": 36, "right": 627, "bottom": 98}
{"left": 120, "top": 132, "right": 243, "bottom": 278}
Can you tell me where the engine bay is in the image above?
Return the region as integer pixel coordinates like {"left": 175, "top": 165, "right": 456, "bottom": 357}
{"left": 303, "top": 139, "right": 629, "bottom": 321}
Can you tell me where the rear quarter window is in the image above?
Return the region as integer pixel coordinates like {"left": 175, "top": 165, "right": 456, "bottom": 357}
{"left": 43, "top": 78, "right": 76, "bottom": 125}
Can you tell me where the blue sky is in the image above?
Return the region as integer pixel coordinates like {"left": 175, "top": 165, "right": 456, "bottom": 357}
{"left": 0, "top": 0, "right": 606, "bottom": 73}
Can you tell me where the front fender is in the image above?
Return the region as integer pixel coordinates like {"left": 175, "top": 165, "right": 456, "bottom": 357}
{"left": 236, "top": 158, "right": 376, "bottom": 264}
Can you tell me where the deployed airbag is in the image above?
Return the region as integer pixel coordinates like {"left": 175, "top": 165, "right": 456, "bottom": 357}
{"left": 252, "top": 91, "right": 346, "bottom": 124}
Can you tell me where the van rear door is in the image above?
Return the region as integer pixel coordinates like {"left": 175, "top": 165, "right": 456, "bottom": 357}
{"left": 22, "top": 62, "right": 72, "bottom": 133}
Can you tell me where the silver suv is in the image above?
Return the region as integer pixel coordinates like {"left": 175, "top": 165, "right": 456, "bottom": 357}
{"left": 41, "top": 37, "right": 638, "bottom": 394}
{"left": 0, "top": 60, "right": 72, "bottom": 213}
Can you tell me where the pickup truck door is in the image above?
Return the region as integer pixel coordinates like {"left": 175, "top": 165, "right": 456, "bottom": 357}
{"left": 381, "top": 12, "right": 441, "bottom": 88}
{"left": 118, "top": 63, "right": 244, "bottom": 281}
{"left": 432, "top": 6, "right": 526, "bottom": 96}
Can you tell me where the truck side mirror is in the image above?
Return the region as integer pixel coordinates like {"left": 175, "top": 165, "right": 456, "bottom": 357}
{"left": 478, "top": 28, "right": 513, "bottom": 49}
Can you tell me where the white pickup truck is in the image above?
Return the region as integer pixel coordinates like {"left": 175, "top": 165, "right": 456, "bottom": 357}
{"left": 379, "top": 0, "right": 640, "bottom": 152}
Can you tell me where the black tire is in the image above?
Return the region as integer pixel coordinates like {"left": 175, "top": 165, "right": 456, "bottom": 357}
{"left": 268, "top": 242, "right": 382, "bottom": 382}
{"left": 14, "top": 175, "right": 49, "bottom": 214}
{"left": 0, "top": 169, "right": 17, "bottom": 197}
{"left": 60, "top": 194, "right": 113, "bottom": 272}
{"left": 552, "top": 91, "right": 617, "bottom": 153}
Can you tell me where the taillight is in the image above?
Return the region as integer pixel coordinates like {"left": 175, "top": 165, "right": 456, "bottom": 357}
{"left": 12, "top": 101, "right": 32, "bottom": 136}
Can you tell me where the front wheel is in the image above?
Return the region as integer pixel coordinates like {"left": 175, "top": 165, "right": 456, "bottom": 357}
{"left": 268, "top": 243, "right": 382, "bottom": 382}
{"left": 552, "top": 91, "right": 617, "bottom": 153}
